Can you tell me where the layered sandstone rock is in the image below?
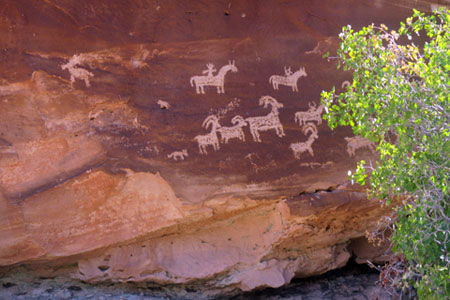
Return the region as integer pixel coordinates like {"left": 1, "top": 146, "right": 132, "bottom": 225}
{"left": 0, "top": 0, "right": 433, "bottom": 297}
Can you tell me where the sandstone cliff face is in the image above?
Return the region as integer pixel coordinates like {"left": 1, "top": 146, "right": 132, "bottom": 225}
{"left": 0, "top": 0, "right": 420, "bottom": 296}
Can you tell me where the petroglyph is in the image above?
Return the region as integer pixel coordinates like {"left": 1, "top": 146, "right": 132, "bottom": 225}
{"left": 306, "top": 37, "right": 334, "bottom": 55}
{"left": 295, "top": 102, "right": 325, "bottom": 126}
{"left": 290, "top": 123, "right": 319, "bottom": 160}
{"left": 345, "top": 136, "right": 376, "bottom": 156}
{"left": 246, "top": 96, "right": 285, "bottom": 142}
{"left": 157, "top": 99, "right": 170, "bottom": 109}
{"left": 209, "top": 98, "right": 241, "bottom": 119}
{"left": 341, "top": 80, "right": 351, "bottom": 89}
{"left": 269, "top": 66, "right": 307, "bottom": 92}
{"left": 61, "top": 54, "right": 94, "bottom": 87}
{"left": 168, "top": 149, "right": 188, "bottom": 161}
{"left": 194, "top": 115, "right": 221, "bottom": 154}
{"left": 217, "top": 116, "right": 247, "bottom": 144}
{"left": 190, "top": 61, "right": 238, "bottom": 94}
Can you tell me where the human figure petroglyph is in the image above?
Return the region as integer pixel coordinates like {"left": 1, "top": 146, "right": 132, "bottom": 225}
{"left": 217, "top": 115, "right": 247, "bottom": 144}
{"left": 294, "top": 102, "right": 325, "bottom": 126}
{"left": 290, "top": 123, "right": 319, "bottom": 160}
{"left": 345, "top": 136, "right": 376, "bottom": 157}
{"left": 168, "top": 149, "right": 188, "bottom": 161}
{"left": 194, "top": 115, "right": 221, "bottom": 154}
{"left": 246, "top": 96, "right": 285, "bottom": 143}
{"left": 61, "top": 54, "right": 94, "bottom": 87}
{"left": 157, "top": 99, "right": 170, "bottom": 109}
{"left": 190, "top": 61, "right": 238, "bottom": 94}
{"left": 269, "top": 66, "right": 307, "bottom": 92}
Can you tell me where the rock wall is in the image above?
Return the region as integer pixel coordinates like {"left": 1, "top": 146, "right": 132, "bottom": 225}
{"left": 0, "top": 0, "right": 434, "bottom": 297}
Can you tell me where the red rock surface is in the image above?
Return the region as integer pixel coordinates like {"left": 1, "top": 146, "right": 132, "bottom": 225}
{"left": 0, "top": 0, "right": 438, "bottom": 296}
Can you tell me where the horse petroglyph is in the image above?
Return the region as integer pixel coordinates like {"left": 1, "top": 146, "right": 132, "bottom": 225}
{"left": 290, "top": 123, "right": 319, "bottom": 160}
{"left": 269, "top": 66, "right": 307, "bottom": 92}
{"left": 61, "top": 54, "right": 94, "bottom": 87}
{"left": 246, "top": 96, "right": 285, "bottom": 143}
{"left": 345, "top": 136, "right": 376, "bottom": 157}
{"left": 194, "top": 115, "right": 221, "bottom": 154}
{"left": 190, "top": 61, "right": 238, "bottom": 94}
{"left": 217, "top": 115, "right": 247, "bottom": 144}
{"left": 168, "top": 149, "right": 188, "bottom": 161}
{"left": 295, "top": 102, "right": 325, "bottom": 126}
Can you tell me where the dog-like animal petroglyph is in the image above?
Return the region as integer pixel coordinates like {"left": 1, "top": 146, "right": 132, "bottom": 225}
{"left": 217, "top": 115, "right": 247, "bottom": 144}
{"left": 168, "top": 149, "right": 188, "bottom": 161}
{"left": 61, "top": 54, "right": 94, "bottom": 87}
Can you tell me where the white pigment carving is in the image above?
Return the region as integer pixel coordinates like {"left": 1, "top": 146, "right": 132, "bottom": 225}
{"left": 345, "top": 136, "right": 376, "bottom": 157}
{"left": 294, "top": 102, "right": 325, "bottom": 126}
{"left": 61, "top": 54, "right": 94, "bottom": 87}
{"left": 245, "top": 96, "right": 285, "bottom": 143}
{"left": 269, "top": 66, "right": 307, "bottom": 92}
{"left": 157, "top": 99, "right": 170, "bottom": 109}
{"left": 194, "top": 115, "right": 221, "bottom": 154}
{"left": 341, "top": 80, "right": 351, "bottom": 89}
{"left": 168, "top": 149, "right": 188, "bottom": 161}
{"left": 290, "top": 123, "right": 319, "bottom": 160}
{"left": 190, "top": 61, "right": 238, "bottom": 94}
{"left": 217, "top": 115, "right": 247, "bottom": 144}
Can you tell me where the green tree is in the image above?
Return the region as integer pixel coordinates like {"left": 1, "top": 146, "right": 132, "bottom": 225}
{"left": 321, "top": 9, "right": 449, "bottom": 299}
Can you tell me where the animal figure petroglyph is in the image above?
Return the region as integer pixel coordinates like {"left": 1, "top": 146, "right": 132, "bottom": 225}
{"left": 157, "top": 99, "right": 170, "bottom": 109}
{"left": 217, "top": 115, "right": 247, "bottom": 144}
{"left": 246, "top": 96, "right": 285, "bottom": 143}
{"left": 194, "top": 115, "right": 221, "bottom": 154}
{"left": 190, "top": 61, "right": 238, "bottom": 94}
{"left": 61, "top": 54, "right": 94, "bottom": 87}
{"left": 295, "top": 102, "right": 325, "bottom": 126}
{"left": 168, "top": 149, "right": 188, "bottom": 161}
{"left": 341, "top": 80, "right": 351, "bottom": 89}
{"left": 290, "top": 123, "right": 319, "bottom": 160}
{"left": 269, "top": 66, "right": 307, "bottom": 92}
{"left": 344, "top": 136, "right": 376, "bottom": 156}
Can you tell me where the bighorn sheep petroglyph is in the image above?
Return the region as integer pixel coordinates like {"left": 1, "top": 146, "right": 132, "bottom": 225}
{"left": 246, "top": 96, "right": 285, "bottom": 143}
{"left": 217, "top": 115, "right": 247, "bottom": 144}
{"left": 294, "top": 102, "right": 325, "bottom": 126}
{"left": 290, "top": 123, "right": 319, "bottom": 160}
{"left": 269, "top": 66, "right": 307, "bottom": 92}
{"left": 194, "top": 115, "right": 221, "bottom": 154}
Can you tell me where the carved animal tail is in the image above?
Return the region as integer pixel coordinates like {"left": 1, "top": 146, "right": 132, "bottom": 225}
{"left": 190, "top": 77, "right": 195, "bottom": 87}
{"left": 269, "top": 76, "right": 274, "bottom": 84}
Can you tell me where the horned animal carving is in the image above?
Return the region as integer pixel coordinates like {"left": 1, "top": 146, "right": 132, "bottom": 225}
{"left": 246, "top": 96, "right": 285, "bottom": 143}
{"left": 345, "top": 136, "right": 376, "bottom": 157}
{"left": 269, "top": 66, "right": 307, "bottom": 92}
{"left": 194, "top": 115, "right": 221, "bottom": 154}
{"left": 217, "top": 115, "right": 247, "bottom": 144}
{"left": 295, "top": 102, "right": 325, "bottom": 126}
{"left": 190, "top": 61, "right": 238, "bottom": 94}
{"left": 168, "top": 149, "right": 188, "bottom": 161}
{"left": 290, "top": 123, "right": 319, "bottom": 160}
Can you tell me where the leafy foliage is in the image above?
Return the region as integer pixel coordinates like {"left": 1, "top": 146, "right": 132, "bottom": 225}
{"left": 321, "top": 9, "right": 449, "bottom": 299}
